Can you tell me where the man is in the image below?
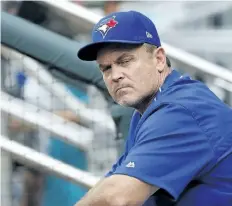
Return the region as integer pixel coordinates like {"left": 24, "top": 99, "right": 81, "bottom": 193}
{"left": 104, "top": 1, "right": 120, "bottom": 15}
{"left": 75, "top": 11, "right": 232, "bottom": 206}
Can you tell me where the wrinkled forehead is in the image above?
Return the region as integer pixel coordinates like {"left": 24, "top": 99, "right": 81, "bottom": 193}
{"left": 97, "top": 43, "right": 142, "bottom": 63}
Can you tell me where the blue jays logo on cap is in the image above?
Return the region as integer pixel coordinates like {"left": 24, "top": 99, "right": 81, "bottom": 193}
{"left": 96, "top": 16, "right": 118, "bottom": 38}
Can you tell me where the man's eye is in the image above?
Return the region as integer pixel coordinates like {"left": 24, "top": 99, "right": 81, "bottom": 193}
{"left": 120, "top": 59, "right": 130, "bottom": 65}
{"left": 102, "top": 66, "right": 111, "bottom": 72}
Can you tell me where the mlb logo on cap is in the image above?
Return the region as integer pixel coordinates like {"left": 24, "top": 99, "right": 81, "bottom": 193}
{"left": 77, "top": 10, "right": 161, "bottom": 61}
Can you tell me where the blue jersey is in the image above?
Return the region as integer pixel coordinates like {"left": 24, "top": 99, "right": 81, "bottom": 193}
{"left": 106, "top": 70, "right": 232, "bottom": 206}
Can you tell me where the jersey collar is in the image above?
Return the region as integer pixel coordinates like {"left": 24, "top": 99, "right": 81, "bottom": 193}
{"left": 161, "top": 69, "right": 182, "bottom": 92}
{"left": 154, "top": 69, "right": 183, "bottom": 101}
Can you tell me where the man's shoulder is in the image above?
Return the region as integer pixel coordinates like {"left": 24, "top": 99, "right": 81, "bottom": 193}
{"left": 139, "top": 76, "right": 231, "bottom": 137}
{"left": 159, "top": 77, "right": 229, "bottom": 114}
{"left": 145, "top": 77, "right": 232, "bottom": 160}
{"left": 162, "top": 77, "right": 213, "bottom": 102}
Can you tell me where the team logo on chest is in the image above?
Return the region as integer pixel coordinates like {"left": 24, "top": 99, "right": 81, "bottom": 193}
{"left": 96, "top": 16, "right": 118, "bottom": 38}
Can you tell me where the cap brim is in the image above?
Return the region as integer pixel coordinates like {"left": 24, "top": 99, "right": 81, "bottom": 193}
{"left": 77, "top": 40, "right": 144, "bottom": 61}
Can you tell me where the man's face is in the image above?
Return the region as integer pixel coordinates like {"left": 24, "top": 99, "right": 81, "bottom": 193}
{"left": 97, "top": 44, "right": 165, "bottom": 108}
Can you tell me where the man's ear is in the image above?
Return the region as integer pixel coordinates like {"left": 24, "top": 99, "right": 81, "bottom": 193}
{"left": 154, "top": 47, "right": 166, "bottom": 73}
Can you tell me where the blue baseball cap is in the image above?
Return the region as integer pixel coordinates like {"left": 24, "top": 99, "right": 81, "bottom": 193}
{"left": 77, "top": 10, "right": 161, "bottom": 61}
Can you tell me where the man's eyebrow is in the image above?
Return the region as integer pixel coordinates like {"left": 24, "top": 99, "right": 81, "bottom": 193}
{"left": 115, "top": 53, "right": 135, "bottom": 63}
{"left": 98, "top": 53, "right": 135, "bottom": 70}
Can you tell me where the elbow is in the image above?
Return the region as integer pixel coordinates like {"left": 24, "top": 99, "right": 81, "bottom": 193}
{"left": 108, "top": 197, "right": 127, "bottom": 206}
{"left": 107, "top": 195, "right": 138, "bottom": 206}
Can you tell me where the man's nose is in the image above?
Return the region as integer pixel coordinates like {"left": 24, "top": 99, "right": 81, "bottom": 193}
{"left": 111, "top": 65, "right": 124, "bottom": 82}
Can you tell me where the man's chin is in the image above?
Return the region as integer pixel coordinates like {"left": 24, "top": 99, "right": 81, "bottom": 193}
{"left": 117, "top": 98, "right": 139, "bottom": 108}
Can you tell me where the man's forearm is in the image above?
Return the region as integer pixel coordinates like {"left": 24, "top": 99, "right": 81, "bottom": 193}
{"left": 54, "top": 110, "right": 80, "bottom": 124}
{"left": 74, "top": 174, "right": 157, "bottom": 206}
{"left": 9, "top": 118, "right": 35, "bottom": 132}
{"left": 75, "top": 195, "right": 111, "bottom": 206}
{"left": 74, "top": 179, "right": 123, "bottom": 206}
{"left": 75, "top": 184, "right": 111, "bottom": 206}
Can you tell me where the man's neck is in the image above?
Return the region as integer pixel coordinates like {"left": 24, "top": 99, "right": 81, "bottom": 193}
{"left": 136, "top": 68, "right": 172, "bottom": 114}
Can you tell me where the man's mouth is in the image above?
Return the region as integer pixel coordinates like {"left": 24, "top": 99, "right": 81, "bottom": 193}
{"left": 116, "top": 86, "right": 128, "bottom": 93}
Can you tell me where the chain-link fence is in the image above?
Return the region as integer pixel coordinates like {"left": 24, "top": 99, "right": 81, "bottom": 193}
{"left": 1, "top": 45, "right": 120, "bottom": 206}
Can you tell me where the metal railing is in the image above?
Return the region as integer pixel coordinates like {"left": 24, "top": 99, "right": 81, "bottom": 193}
{"left": 1, "top": 91, "right": 93, "bottom": 151}
{"left": 1, "top": 45, "right": 116, "bottom": 133}
{"left": 0, "top": 135, "right": 100, "bottom": 188}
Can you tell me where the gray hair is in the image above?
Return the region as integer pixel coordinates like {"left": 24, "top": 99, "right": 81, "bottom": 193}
{"left": 143, "top": 43, "right": 171, "bottom": 67}
{"left": 143, "top": 43, "right": 157, "bottom": 53}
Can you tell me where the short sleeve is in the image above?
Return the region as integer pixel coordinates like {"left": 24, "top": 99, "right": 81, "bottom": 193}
{"left": 111, "top": 103, "right": 214, "bottom": 200}
{"left": 105, "top": 154, "right": 125, "bottom": 177}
